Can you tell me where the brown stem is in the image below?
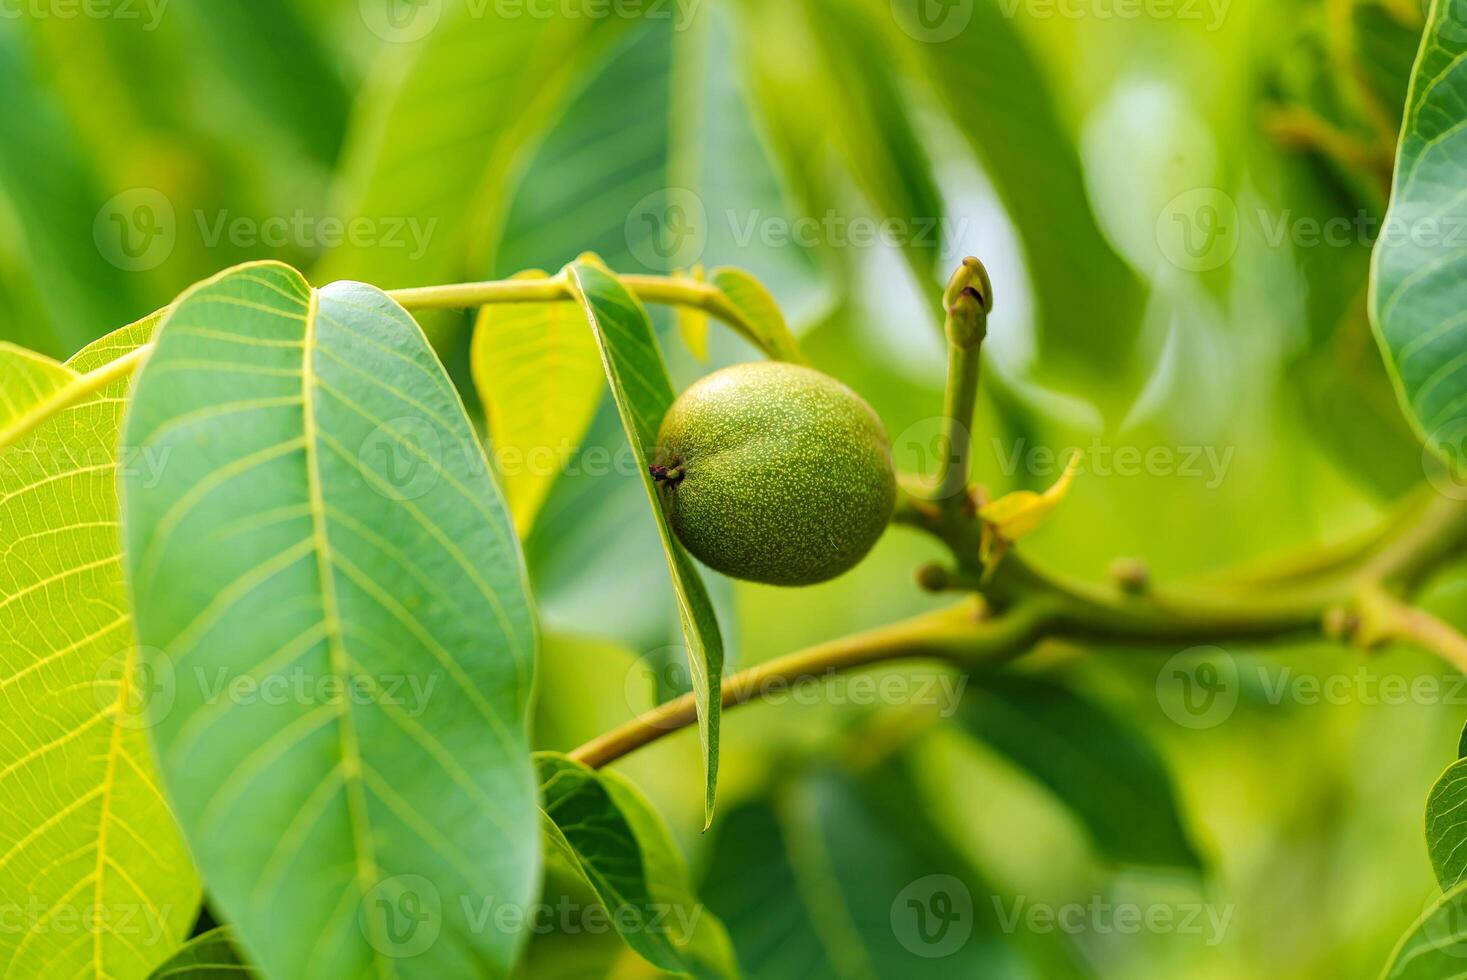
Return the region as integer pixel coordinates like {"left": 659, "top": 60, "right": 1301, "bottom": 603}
{"left": 571, "top": 488, "right": 1467, "bottom": 770}
{"left": 569, "top": 601, "right": 1050, "bottom": 768}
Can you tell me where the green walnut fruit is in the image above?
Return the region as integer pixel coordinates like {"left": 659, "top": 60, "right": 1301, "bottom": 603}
{"left": 651, "top": 361, "right": 896, "bottom": 587}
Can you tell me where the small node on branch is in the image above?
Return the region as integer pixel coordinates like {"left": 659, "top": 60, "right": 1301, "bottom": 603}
{"left": 1323, "top": 603, "right": 1363, "bottom": 646}
{"left": 916, "top": 562, "right": 953, "bottom": 593}
{"left": 1109, "top": 557, "right": 1150, "bottom": 596}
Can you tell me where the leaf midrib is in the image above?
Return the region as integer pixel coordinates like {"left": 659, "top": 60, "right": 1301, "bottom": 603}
{"left": 299, "top": 287, "right": 390, "bottom": 979}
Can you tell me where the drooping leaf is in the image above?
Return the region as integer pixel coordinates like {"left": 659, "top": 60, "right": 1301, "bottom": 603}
{"left": 1371, "top": 0, "right": 1467, "bottom": 455}
{"left": 1381, "top": 879, "right": 1467, "bottom": 978}
{"left": 0, "top": 316, "right": 201, "bottom": 979}
{"left": 471, "top": 270, "right": 604, "bottom": 536}
{"left": 121, "top": 262, "right": 539, "bottom": 978}
{"left": 536, "top": 753, "right": 737, "bottom": 978}
{"left": 1426, "top": 757, "right": 1467, "bottom": 888}
{"left": 959, "top": 674, "right": 1201, "bottom": 869}
{"left": 563, "top": 257, "right": 724, "bottom": 825}
{"left": 146, "top": 927, "right": 250, "bottom": 980}
{"left": 708, "top": 268, "right": 807, "bottom": 364}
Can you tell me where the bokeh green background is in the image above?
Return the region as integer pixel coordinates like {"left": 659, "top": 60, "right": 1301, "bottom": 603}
{"left": 1, "top": 0, "right": 1459, "bottom": 975}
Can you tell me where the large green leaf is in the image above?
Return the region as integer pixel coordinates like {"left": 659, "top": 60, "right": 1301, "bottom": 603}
{"left": 1426, "top": 757, "right": 1467, "bottom": 888}
{"left": 959, "top": 675, "right": 1201, "bottom": 869}
{"left": 1381, "top": 879, "right": 1467, "bottom": 978}
{"left": 146, "top": 927, "right": 249, "bottom": 980}
{"left": 1372, "top": 0, "right": 1467, "bottom": 452}
{"left": 471, "top": 271, "right": 604, "bottom": 537}
{"left": 536, "top": 753, "right": 737, "bottom": 978}
{"left": 121, "top": 262, "right": 539, "bottom": 978}
{"left": 563, "top": 258, "right": 724, "bottom": 824}
{"left": 0, "top": 317, "right": 200, "bottom": 979}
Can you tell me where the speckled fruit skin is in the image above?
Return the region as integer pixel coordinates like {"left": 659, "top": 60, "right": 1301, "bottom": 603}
{"left": 654, "top": 362, "right": 896, "bottom": 587}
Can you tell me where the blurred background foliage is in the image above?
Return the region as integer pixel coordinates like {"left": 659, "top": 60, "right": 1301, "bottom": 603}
{"left": 2, "top": 0, "right": 1461, "bottom": 975}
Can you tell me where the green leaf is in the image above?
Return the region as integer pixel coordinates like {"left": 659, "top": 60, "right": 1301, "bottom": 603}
{"left": 677, "top": 268, "right": 711, "bottom": 362}
{"left": 0, "top": 20, "right": 142, "bottom": 356}
{"left": 1372, "top": 0, "right": 1467, "bottom": 453}
{"left": 699, "top": 800, "right": 836, "bottom": 980}
{"left": 470, "top": 270, "right": 604, "bottom": 536}
{"left": 489, "top": 13, "right": 821, "bottom": 304}
{"left": 703, "top": 771, "right": 1030, "bottom": 978}
{"left": 146, "top": 927, "right": 249, "bottom": 979}
{"left": 121, "top": 262, "right": 539, "bottom": 978}
{"left": 317, "top": 6, "right": 606, "bottom": 290}
{"left": 536, "top": 753, "right": 737, "bottom": 978}
{"left": 563, "top": 257, "right": 724, "bottom": 825}
{"left": 732, "top": 0, "right": 944, "bottom": 301}
{"left": 0, "top": 316, "right": 201, "bottom": 979}
{"left": 959, "top": 675, "right": 1201, "bottom": 869}
{"left": 174, "top": 0, "right": 349, "bottom": 164}
{"left": 1427, "top": 758, "right": 1467, "bottom": 888}
{"left": 708, "top": 268, "right": 807, "bottom": 364}
{"left": 1381, "top": 879, "right": 1467, "bottom": 978}
{"left": 890, "top": 0, "right": 1147, "bottom": 377}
